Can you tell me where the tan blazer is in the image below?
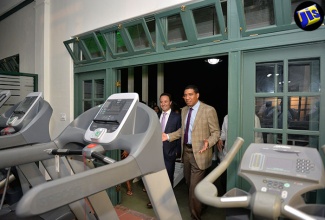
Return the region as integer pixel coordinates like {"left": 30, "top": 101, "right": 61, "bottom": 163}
{"left": 169, "top": 102, "right": 220, "bottom": 170}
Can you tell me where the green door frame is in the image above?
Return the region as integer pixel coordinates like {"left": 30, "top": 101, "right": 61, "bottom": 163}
{"left": 74, "top": 68, "right": 121, "bottom": 205}
{"left": 74, "top": 69, "right": 120, "bottom": 117}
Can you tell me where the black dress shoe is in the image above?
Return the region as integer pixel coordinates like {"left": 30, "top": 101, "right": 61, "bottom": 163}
{"left": 147, "top": 202, "right": 152, "bottom": 209}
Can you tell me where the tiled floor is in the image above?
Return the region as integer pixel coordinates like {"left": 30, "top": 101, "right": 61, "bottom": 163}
{"left": 1, "top": 162, "right": 227, "bottom": 220}
{"left": 1, "top": 179, "right": 226, "bottom": 220}
{"left": 117, "top": 174, "right": 226, "bottom": 220}
{"left": 115, "top": 205, "right": 155, "bottom": 220}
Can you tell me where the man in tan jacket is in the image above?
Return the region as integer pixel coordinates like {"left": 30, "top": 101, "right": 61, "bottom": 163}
{"left": 163, "top": 85, "right": 220, "bottom": 220}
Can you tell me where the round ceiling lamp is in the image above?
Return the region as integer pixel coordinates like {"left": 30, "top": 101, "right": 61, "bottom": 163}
{"left": 206, "top": 58, "right": 221, "bottom": 65}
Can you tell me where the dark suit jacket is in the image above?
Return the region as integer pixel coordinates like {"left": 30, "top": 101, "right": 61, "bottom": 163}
{"left": 160, "top": 111, "right": 182, "bottom": 161}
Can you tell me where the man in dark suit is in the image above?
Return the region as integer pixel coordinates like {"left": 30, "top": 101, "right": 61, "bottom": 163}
{"left": 159, "top": 93, "right": 182, "bottom": 187}
{"left": 163, "top": 85, "right": 220, "bottom": 220}
{"left": 147, "top": 93, "right": 181, "bottom": 209}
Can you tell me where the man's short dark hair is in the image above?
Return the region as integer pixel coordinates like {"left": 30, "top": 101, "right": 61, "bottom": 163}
{"left": 160, "top": 92, "right": 172, "bottom": 101}
{"left": 185, "top": 85, "right": 199, "bottom": 94}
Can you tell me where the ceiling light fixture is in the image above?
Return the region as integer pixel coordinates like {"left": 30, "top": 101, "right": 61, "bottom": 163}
{"left": 206, "top": 58, "right": 221, "bottom": 65}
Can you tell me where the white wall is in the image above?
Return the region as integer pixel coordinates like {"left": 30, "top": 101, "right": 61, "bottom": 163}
{"left": 0, "top": 0, "right": 196, "bottom": 138}
{"left": 0, "top": 4, "right": 35, "bottom": 73}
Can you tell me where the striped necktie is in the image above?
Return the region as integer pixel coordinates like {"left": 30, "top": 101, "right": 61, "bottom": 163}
{"left": 161, "top": 112, "right": 167, "bottom": 132}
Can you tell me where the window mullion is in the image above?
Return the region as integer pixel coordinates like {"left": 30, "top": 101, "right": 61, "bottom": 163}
{"left": 273, "top": 0, "right": 284, "bottom": 26}
{"left": 215, "top": 0, "right": 227, "bottom": 38}
{"left": 78, "top": 40, "right": 91, "bottom": 61}
{"left": 180, "top": 9, "right": 197, "bottom": 42}
{"left": 119, "top": 25, "right": 135, "bottom": 53}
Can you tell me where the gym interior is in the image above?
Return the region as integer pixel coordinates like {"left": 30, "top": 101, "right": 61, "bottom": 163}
{"left": 0, "top": 0, "right": 325, "bottom": 219}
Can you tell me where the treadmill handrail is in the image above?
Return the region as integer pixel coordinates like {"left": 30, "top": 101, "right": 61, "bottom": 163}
{"left": 194, "top": 137, "right": 246, "bottom": 207}
{"left": 0, "top": 90, "right": 11, "bottom": 108}
{"left": 282, "top": 205, "right": 318, "bottom": 220}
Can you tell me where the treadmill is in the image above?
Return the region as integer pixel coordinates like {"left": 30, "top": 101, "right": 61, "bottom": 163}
{"left": 0, "top": 92, "right": 52, "bottom": 146}
{"left": 2, "top": 93, "right": 182, "bottom": 220}
{"left": 0, "top": 90, "right": 11, "bottom": 190}
{"left": 0, "top": 90, "right": 11, "bottom": 130}
{"left": 195, "top": 138, "right": 325, "bottom": 220}
{"left": 0, "top": 92, "right": 76, "bottom": 219}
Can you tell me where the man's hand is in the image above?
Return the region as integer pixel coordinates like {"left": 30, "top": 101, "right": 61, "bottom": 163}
{"left": 199, "top": 139, "right": 209, "bottom": 153}
{"left": 121, "top": 150, "right": 129, "bottom": 159}
{"left": 217, "top": 139, "right": 224, "bottom": 152}
{"left": 162, "top": 133, "right": 168, "bottom": 141}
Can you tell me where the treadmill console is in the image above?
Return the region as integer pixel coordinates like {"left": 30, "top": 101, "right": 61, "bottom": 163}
{"left": 84, "top": 93, "right": 139, "bottom": 143}
{"left": 239, "top": 143, "right": 325, "bottom": 205}
{"left": 6, "top": 92, "right": 42, "bottom": 127}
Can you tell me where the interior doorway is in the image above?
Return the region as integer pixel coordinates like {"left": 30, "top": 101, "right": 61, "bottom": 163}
{"left": 120, "top": 55, "right": 228, "bottom": 124}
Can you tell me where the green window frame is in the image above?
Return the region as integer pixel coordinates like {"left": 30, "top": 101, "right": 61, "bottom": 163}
{"left": 100, "top": 18, "right": 155, "bottom": 59}
{"left": 63, "top": 0, "right": 324, "bottom": 65}
{"left": 155, "top": 0, "right": 227, "bottom": 50}
{"left": 63, "top": 32, "right": 106, "bottom": 64}
{"left": 236, "top": 0, "right": 298, "bottom": 37}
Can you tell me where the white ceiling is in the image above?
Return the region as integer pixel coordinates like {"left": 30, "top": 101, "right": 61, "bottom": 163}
{"left": 0, "top": 0, "right": 26, "bottom": 16}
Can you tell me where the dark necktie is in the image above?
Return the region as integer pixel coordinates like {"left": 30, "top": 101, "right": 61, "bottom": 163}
{"left": 183, "top": 108, "right": 193, "bottom": 144}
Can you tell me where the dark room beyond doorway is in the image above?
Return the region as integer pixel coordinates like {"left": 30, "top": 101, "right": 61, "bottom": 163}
{"left": 120, "top": 56, "right": 228, "bottom": 124}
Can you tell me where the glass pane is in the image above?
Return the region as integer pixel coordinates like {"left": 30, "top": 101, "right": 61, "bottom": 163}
{"left": 256, "top": 62, "right": 283, "bottom": 93}
{"left": 126, "top": 23, "right": 150, "bottom": 50}
{"left": 244, "top": 0, "right": 275, "bottom": 30}
{"left": 256, "top": 96, "right": 320, "bottom": 144}
{"left": 104, "top": 30, "right": 127, "bottom": 53}
{"left": 116, "top": 30, "right": 127, "bottom": 53}
{"left": 167, "top": 14, "right": 187, "bottom": 44}
{"left": 221, "top": 1, "right": 227, "bottom": 29}
{"left": 260, "top": 132, "right": 280, "bottom": 144}
{"left": 94, "top": 79, "right": 104, "bottom": 99}
{"left": 95, "top": 101, "right": 104, "bottom": 106}
{"left": 8, "top": 56, "right": 19, "bottom": 72}
{"left": 79, "top": 49, "right": 87, "bottom": 61}
{"left": 254, "top": 114, "right": 264, "bottom": 143}
{"left": 146, "top": 17, "right": 156, "bottom": 45}
{"left": 287, "top": 134, "right": 318, "bottom": 147}
{"left": 291, "top": 0, "right": 324, "bottom": 23}
{"left": 67, "top": 42, "right": 74, "bottom": 52}
{"left": 0, "top": 62, "right": 8, "bottom": 71}
{"left": 97, "top": 32, "right": 107, "bottom": 56}
{"left": 83, "top": 80, "right": 92, "bottom": 99}
{"left": 193, "top": 5, "right": 221, "bottom": 38}
{"left": 289, "top": 96, "right": 319, "bottom": 131}
{"left": 82, "top": 35, "right": 102, "bottom": 58}
{"left": 256, "top": 97, "right": 281, "bottom": 129}
{"left": 83, "top": 101, "right": 92, "bottom": 112}
{"left": 278, "top": 134, "right": 318, "bottom": 148}
{"left": 288, "top": 58, "right": 320, "bottom": 92}
{"left": 278, "top": 98, "right": 297, "bottom": 129}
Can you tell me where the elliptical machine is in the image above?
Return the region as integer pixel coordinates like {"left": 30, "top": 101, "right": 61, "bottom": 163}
{"left": 195, "top": 138, "right": 325, "bottom": 220}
